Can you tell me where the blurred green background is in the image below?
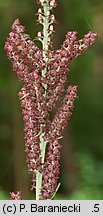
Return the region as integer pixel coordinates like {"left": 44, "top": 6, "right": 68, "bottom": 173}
{"left": 0, "top": 0, "right": 103, "bottom": 199}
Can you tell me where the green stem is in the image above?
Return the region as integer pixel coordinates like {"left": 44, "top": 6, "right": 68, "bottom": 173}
{"left": 36, "top": 171, "right": 42, "bottom": 200}
{"left": 35, "top": 0, "right": 50, "bottom": 200}
{"left": 35, "top": 133, "right": 47, "bottom": 200}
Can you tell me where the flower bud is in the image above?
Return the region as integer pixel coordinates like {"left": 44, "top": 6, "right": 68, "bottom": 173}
{"left": 38, "top": 8, "right": 42, "bottom": 14}
{"left": 50, "top": 25, "right": 53, "bottom": 32}
{"left": 37, "top": 31, "right": 42, "bottom": 38}
{"left": 50, "top": 0, "right": 56, "bottom": 7}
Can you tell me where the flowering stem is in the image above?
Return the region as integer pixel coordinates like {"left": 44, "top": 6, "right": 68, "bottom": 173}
{"left": 36, "top": 0, "right": 50, "bottom": 200}
{"left": 42, "top": 1, "right": 49, "bottom": 58}
{"left": 36, "top": 134, "right": 47, "bottom": 200}
{"left": 42, "top": 0, "right": 49, "bottom": 92}
{"left": 4, "top": 0, "right": 97, "bottom": 200}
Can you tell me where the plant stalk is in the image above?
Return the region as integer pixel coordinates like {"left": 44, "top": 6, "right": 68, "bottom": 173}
{"left": 36, "top": 0, "right": 50, "bottom": 200}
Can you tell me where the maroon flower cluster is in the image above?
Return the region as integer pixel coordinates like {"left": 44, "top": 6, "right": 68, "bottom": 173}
{"left": 5, "top": 19, "right": 43, "bottom": 83}
{"left": 46, "top": 31, "right": 97, "bottom": 111}
{"left": 40, "top": 139, "right": 61, "bottom": 199}
{"left": 18, "top": 87, "right": 42, "bottom": 175}
{"left": 46, "top": 85, "right": 78, "bottom": 141}
{"left": 10, "top": 191, "right": 22, "bottom": 200}
{"left": 4, "top": 3, "right": 97, "bottom": 199}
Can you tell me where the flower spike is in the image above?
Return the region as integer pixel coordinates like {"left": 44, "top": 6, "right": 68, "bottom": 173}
{"left": 4, "top": 0, "right": 97, "bottom": 200}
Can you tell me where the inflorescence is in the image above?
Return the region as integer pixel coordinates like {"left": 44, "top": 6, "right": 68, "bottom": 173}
{"left": 4, "top": 0, "right": 97, "bottom": 199}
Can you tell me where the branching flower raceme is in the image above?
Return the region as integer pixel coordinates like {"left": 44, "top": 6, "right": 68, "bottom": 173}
{"left": 4, "top": 0, "right": 97, "bottom": 200}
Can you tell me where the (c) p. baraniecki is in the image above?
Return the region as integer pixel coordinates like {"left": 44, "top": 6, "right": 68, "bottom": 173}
{"left": 4, "top": 0, "right": 97, "bottom": 200}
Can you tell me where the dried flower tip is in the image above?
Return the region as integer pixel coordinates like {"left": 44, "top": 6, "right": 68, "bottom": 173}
{"left": 12, "top": 18, "right": 25, "bottom": 33}
{"left": 48, "top": 37, "right": 51, "bottom": 42}
{"left": 37, "top": 32, "right": 42, "bottom": 38}
{"left": 38, "top": 8, "right": 42, "bottom": 14}
{"left": 50, "top": 0, "right": 56, "bottom": 7}
{"left": 50, "top": 25, "right": 54, "bottom": 31}
{"left": 38, "top": 15, "right": 43, "bottom": 24}
{"left": 51, "top": 14, "right": 55, "bottom": 21}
